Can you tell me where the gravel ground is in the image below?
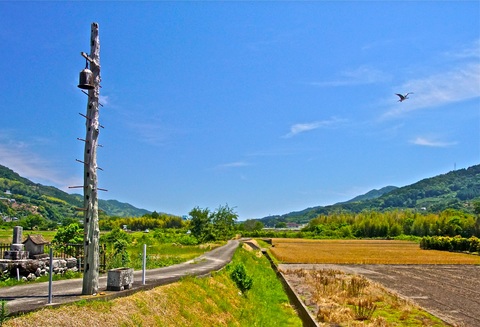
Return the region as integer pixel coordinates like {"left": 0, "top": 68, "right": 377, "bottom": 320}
{"left": 278, "top": 264, "right": 480, "bottom": 327}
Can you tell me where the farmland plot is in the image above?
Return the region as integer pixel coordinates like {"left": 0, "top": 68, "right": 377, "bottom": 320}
{"left": 270, "top": 239, "right": 480, "bottom": 264}
{"left": 271, "top": 239, "right": 480, "bottom": 326}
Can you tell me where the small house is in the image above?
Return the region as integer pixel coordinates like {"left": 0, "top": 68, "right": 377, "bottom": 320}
{"left": 23, "top": 234, "right": 49, "bottom": 259}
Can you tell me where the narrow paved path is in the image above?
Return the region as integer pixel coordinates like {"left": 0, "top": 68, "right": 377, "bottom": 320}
{"left": 1, "top": 239, "right": 240, "bottom": 315}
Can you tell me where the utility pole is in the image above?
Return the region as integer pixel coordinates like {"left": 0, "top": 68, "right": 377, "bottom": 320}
{"left": 79, "top": 22, "right": 101, "bottom": 295}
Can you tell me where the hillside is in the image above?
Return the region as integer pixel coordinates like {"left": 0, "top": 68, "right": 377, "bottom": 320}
{"left": 0, "top": 164, "right": 150, "bottom": 222}
{"left": 340, "top": 186, "right": 398, "bottom": 204}
{"left": 260, "top": 164, "right": 480, "bottom": 226}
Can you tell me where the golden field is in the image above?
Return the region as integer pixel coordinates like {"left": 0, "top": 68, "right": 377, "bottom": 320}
{"left": 269, "top": 239, "right": 480, "bottom": 264}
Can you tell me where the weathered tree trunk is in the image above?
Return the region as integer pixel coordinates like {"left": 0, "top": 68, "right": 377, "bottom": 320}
{"left": 82, "top": 22, "right": 101, "bottom": 295}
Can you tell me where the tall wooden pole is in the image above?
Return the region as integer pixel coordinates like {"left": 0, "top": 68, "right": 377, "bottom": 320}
{"left": 82, "top": 22, "right": 100, "bottom": 295}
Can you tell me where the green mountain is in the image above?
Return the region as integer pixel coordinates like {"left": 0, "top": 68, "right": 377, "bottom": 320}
{"left": 260, "top": 164, "right": 480, "bottom": 227}
{"left": 339, "top": 186, "right": 398, "bottom": 204}
{"left": 0, "top": 164, "right": 150, "bottom": 221}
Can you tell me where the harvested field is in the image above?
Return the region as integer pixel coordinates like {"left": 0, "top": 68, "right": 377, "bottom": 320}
{"left": 270, "top": 239, "right": 480, "bottom": 326}
{"left": 279, "top": 264, "right": 480, "bottom": 327}
{"left": 270, "top": 239, "right": 480, "bottom": 264}
{"left": 280, "top": 267, "right": 448, "bottom": 326}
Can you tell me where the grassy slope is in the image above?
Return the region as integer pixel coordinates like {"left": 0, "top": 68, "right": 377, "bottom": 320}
{"left": 3, "top": 246, "right": 302, "bottom": 327}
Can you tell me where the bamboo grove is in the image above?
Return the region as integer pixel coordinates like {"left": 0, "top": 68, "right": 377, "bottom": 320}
{"left": 243, "top": 209, "right": 480, "bottom": 240}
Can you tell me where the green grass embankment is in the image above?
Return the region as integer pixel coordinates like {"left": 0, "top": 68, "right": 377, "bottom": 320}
{"left": 3, "top": 246, "right": 303, "bottom": 327}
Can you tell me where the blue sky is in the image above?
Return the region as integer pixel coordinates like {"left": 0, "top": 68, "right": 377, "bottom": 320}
{"left": 0, "top": 1, "right": 479, "bottom": 220}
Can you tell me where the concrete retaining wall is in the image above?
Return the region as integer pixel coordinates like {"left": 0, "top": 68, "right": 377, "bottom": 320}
{"left": 261, "top": 249, "right": 319, "bottom": 327}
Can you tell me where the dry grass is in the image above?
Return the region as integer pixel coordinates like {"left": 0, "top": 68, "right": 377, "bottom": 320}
{"left": 4, "top": 278, "right": 241, "bottom": 327}
{"left": 270, "top": 239, "right": 480, "bottom": 264}
{"left": 281, "top": 268, "right": 447, "bottom": 326}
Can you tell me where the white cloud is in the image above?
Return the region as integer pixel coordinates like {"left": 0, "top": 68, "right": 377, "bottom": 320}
{"left": 444, "top": 39, "right": 480, "bottom": 60}
{"left": 216, "top": 161, "right": 250, "bottom": 169}
{"left": 410, "top": 137, "right": 457, "bottom": 148}
{"left": 99, "top": 95, "right": 109, "bottom": 106}
{"left": 382, "top": 40, "right": 480, "bottom": 119}
{"left": 284, "top": 117, "right": 346, "bottom": 138}
{"left": 309, "top": 66, "right": 391, "bottom": 87}
{"left": 0, "top": 141, "right": 79, "bottom": 189}
{"left": 125, "top": 118, "right": 177, "bottom": 147}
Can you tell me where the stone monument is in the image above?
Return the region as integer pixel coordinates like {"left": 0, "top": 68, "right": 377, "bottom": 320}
{"left": 4, "top": 226, "right": 29, "bottom": 260}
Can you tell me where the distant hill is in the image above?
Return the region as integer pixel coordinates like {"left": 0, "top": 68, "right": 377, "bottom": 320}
{"left": 70, "top": 194, "right": 151, "bottom": 218}
{"left": 260, "top": 164, "right": 480, "bottom": 227}
{"left": 0, "top": 164, "right": 150, "bottom": 221}
{"left": 339, "top": 186, "right": 398, "bottom": 204}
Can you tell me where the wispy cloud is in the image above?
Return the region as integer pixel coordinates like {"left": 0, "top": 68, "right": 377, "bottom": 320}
{"left": 444, "top": 39, "right": 480, "bottom": 59}
{"left": 410, "top": 136, "right": 457, "bottom": 148}
{"left": 0, "top": 138, "right": 79, "bottom": 189}
{"left": 382, "top": 40, "right": 480, "bottom": 119}
{"left": 99, "top": 95, "right": 109, "bottom": 106}
{"left": 383, "top": 63, "right": 480, "bottom": 119}
{"left": 284, "top": 117, "right": 346, "bottom": 138}
{"left": 127, "top": 121, "right": 168, "bottom": 146}
{"left": 215, "top": 161, "right": 250, "bottom": 169}
{"left": 124, "top": 115, "right": 184, "bottom": 147}
{"left": 309, "top": 66, "right": 391, "bottom": 87}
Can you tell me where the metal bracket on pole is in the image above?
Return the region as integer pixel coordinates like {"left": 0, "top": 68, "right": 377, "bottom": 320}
{"left": 81, "top": 51, "right": 99, "bottom": 67}
{"left": 80, "top": 90, "right": 104, "bottom": 107}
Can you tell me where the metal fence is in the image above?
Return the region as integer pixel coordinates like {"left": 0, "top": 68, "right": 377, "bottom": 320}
{"left": 1, "top": 242, "right": 107, "bottom": 272}
{"left": 0, "top": 243, "right": 9, "bottom": 257}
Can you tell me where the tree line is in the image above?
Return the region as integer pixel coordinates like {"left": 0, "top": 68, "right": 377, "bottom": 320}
{"left": 420, "top": 235, "right": 480, "bottom": 253}
{"left": 99, "top": 211, "right": 185, "bottom": 231}
{"left": 301, "top": 208, "right": 480, "bottom": 238}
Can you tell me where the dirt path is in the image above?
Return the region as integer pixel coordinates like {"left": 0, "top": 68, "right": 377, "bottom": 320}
{"left": 279, "top": 264, "right": 480, "bottom": 327}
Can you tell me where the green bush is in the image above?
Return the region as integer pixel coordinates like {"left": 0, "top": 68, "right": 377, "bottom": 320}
{"left": 229, "top": 263, "right": 253, "bottom": 294}
{"left": 420, "top": 235, "right": 480, "bottom": 253}
{"left": 177, "top": 234, "right": 198, "bottom": 246}
{"left": 0, "top": 299, "right": 8, "bottom": 327}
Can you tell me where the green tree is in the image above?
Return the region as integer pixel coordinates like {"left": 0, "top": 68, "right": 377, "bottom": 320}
{"left": 241, "top": 219, "right": 264, "bottom": 232}
{"left": 100, "top": 227, "right": 132, "bottom": 244}
{"left": 212, "top": 204, "right": 238, "bottom": 240}
{"left": 113, "top": 239, "right": 130, "bottom": 267}
{"left": 21, "top": 214, "right": 47, "bottom": 230}
{"left": 189, "top": 207, "right": 214, "bottom": 242}
{"left": 52, "top": 223, "right": 84, "bottom": 244}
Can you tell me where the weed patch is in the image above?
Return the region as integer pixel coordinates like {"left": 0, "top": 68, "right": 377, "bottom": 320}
{"left": 282, "top": 268, "right": 447, "bottom": 326}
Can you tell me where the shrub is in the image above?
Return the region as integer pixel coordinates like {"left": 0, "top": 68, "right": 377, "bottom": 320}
{"left": 353, "top": 298, "right": 377, "bottom": 320}
{"left": 420, "top": 235, "right": 480, "bottom": 253}
{"left": 229, "top": 263, "right": 253, "bottom": 294}
{"left": 0, "top": 300, "right": 7, "bottom": 327}
{"left": 177, "top": 234, "right": 199, "bottom": 246}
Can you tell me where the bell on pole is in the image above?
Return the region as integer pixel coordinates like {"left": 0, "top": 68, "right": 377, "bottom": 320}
{"left": 78, "top": 61, "right": 95, "bottom": 90}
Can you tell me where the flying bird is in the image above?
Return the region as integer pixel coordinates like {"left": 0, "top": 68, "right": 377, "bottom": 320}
{"left": 395, "top": 92, "right": 413, "bottom": 102}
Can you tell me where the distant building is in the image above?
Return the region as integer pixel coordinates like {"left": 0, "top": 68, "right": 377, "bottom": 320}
{"left": 286, "top": 222, "right": 300, "bottom": 229}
